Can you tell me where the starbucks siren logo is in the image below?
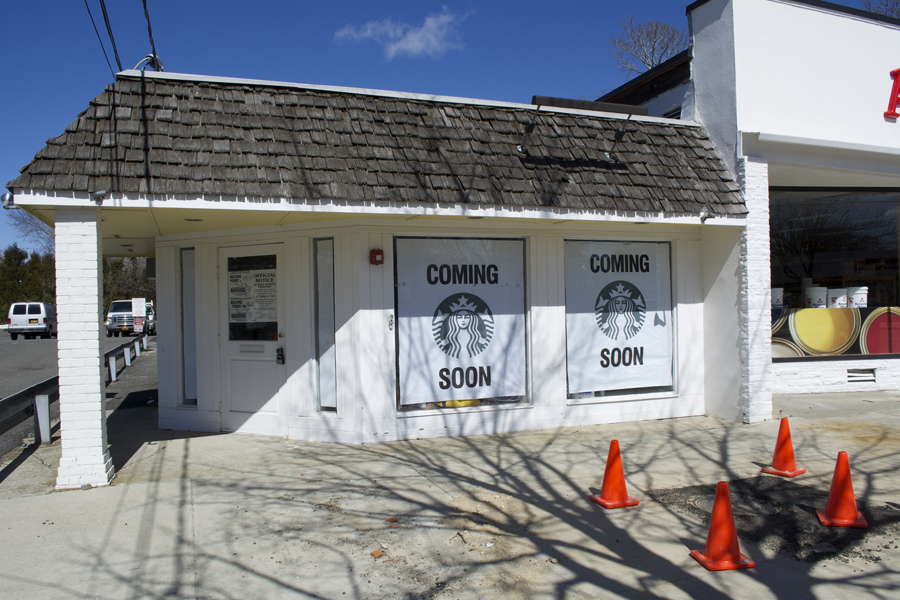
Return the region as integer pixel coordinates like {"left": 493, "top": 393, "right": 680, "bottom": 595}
{"left": 595, "top": 281, "right": 646, "bottom": 340}
{"left": 432, "top": 294, "right": 494, "bottom": 358}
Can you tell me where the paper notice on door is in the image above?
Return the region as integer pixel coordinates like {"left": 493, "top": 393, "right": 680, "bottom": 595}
{"left": 229, "top": 269, "right": 277, "bottom": 323}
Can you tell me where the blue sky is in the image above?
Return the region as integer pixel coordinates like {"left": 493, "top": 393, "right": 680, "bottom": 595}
{"left": 0, "top": 0, "right": 862, "bottom": 253}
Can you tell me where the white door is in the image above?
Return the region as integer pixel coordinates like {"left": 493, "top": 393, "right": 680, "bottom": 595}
{"left": 219, "top": 244, "right": 287, "bottom": 435}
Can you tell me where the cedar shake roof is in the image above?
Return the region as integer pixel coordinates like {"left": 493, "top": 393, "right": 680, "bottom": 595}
{"left": 7, "top": 72, "right": 746, "bottom": 217}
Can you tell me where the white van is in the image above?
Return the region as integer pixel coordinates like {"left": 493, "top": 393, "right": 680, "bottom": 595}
{"left": 7, "top": 302, "right": 57, "bottom": 340}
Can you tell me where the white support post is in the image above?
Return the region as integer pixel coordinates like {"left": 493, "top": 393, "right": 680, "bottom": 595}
{"left": 55, "top": 207, "right": 114, "bottom": 489}
{"left": 109, "top": 355, "right": 117, "bottom": 382}
{"left": 33, "top": 394, "right": 51, "bottom": 444}
{"left": 737, "top": 157, "right": 774, "bottom": 424}
{"left": 124, "top": 346, "right": 132, "bottom": 367}
{"left": 135, "top": 339, "right": 142, "bottom": 356}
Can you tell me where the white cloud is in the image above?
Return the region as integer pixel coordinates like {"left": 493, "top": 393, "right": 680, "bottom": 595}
{"left": 334, "top": 8, "right": 465, "bottom": 60}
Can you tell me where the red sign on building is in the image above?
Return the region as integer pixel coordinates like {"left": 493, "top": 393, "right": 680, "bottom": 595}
{"left": 887, "top": 68, "right": 900, "bottom": 119}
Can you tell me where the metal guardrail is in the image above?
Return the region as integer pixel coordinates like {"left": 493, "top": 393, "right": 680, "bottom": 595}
{"left": 0, "top": 334, "right": 149, "bottom": 443}
{"left": 106, "top": 335, "right": 149, "bottom": 383}
{"left": 0, "top": 376, "right": 59, "bottom": 445}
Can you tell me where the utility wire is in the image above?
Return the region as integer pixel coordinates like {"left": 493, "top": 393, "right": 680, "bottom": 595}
{"left": 98, "top": 0, "right": 123, "bottom": 72}
{"left": 84, "top": 0, "right": 115, "bottom": 78}
{"left": 142, "top": 0, "right": 161, "bottom": 70}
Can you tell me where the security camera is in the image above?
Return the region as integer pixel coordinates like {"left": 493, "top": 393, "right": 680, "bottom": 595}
{"left": 1, "top": 193, "right": 13, "bottom": 210}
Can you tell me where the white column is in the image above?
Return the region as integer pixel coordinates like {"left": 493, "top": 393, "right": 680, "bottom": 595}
{"left": 55, "top": 207, "right": 114, "bottom": 489}
{"left": 737, "top": 157, "right": 773, "bottom": 424}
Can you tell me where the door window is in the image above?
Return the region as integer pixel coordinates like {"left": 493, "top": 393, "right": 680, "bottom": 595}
{"left": 227, "top": 255, "right": 278, "bottom": 341}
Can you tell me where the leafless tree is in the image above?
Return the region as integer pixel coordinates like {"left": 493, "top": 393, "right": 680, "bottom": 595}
{"left": 609, "top": 16, "right": 689, "bottom": 77}
{"left": 104, "top": 257, "right": 156, "bottom": 311}
{"left": 4, "top": 208, "right": 55, "bottom": 255}
{"left": 862, "top": 0, "right": 900, "bottom": 18}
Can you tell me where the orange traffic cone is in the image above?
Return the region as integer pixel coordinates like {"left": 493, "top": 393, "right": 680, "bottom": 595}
{"left": 761, "top": 418, "right": 806, "bottom": 477}
{"left": 817, "top": 451, "right": 868, "bottom": 528}
{"left": 690, "top": 482, "right": 755, "bottom": 571}
{"left": 589, "top": 440, "right": 639, "bottom": 509}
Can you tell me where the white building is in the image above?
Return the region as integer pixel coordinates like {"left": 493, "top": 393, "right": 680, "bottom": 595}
{"left": 8, "top": 66, "right": 759, "bottom": 488}
{"left": 601, "top": 0, "right": 900, "bottom": 394}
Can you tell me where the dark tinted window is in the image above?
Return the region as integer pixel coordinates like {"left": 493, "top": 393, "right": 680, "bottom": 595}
{"left": 770, "top": 190, "right": 900, "bottom": 358}
{"left": 27, "top": 304, "right": 41, "bottom": 314}
{"left": 109, "top": 301, "right": 133, "bottom": 313}
{"left": 771, "top": 191, "right": 899, "bottom": 307}
{"left": 12, "top": 304, "right": 26, "bottom": 315}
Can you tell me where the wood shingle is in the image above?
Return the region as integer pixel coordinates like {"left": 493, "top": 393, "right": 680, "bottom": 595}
{"left": 7, "top": 74, "right": 746, "bottom": 216}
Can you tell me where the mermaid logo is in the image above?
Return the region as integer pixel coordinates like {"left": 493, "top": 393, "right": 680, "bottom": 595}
{"left": 595, "top": 281, "right": 646, "bottom": 340}
{"left": 432, "top": 294, "right": 494, "bottom": 358}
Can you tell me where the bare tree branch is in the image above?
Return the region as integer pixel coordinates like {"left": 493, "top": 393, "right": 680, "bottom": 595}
{"left": 862, "top": 0, "right": 900, "bottom": 18}
{"left": 609, "top": 16, "right": 689, "bottom": 77}
{"left": 4, "top": 209, "right": 55, "bottom": 255}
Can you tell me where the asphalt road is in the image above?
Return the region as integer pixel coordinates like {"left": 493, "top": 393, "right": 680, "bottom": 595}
{"left": 0, "top": 334, "right": 131, "bottom": 398}
{"left": 0, "top": 332, "right": 155, "bottom": 458}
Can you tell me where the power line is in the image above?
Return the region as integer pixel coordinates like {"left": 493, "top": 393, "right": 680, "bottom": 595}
{"left": 83, "top": 0, "right": 115, "bottom": 78}
{"left": 98, "top": 0, "right": 123, "bottom": 72}
{"left": 142, "top": 0, "right": 162, "bottom": 71}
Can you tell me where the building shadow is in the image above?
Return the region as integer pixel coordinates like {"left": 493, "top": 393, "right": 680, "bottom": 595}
{"left": 105, "top": 387, "right": 221, "bottom": 472}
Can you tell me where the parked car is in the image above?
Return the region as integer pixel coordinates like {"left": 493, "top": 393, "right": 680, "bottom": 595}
{"left": 7, "top": 302, "right": 57, "bottom": 340}
{"left": 106, "top": 300, "right": 156, "bottom": 337}
{"left": 146, "top": 304, "right": 157, "bottom": 335}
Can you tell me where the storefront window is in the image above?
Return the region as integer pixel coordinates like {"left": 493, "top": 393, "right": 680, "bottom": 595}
{"left": 394, "top": 237, "right": 527, "bottom": 411}
{"left": 564, "top": 240, "right": 674, "bottom": 397}
{"left": 770, "top": 189, "right": 900, "bottom": 358}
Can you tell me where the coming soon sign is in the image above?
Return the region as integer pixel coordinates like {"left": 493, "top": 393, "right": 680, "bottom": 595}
{"left": 564, "top": 240, "right": 673, "bottom": 395}
{"left": 395, "top": 238, "right": 526, "bottom": 405}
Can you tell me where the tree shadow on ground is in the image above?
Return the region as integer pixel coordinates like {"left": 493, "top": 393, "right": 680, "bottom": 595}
{"left": 56, "top": 392, "right": 900, "bottom": 599}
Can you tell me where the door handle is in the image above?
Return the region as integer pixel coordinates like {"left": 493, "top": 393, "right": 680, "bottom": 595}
{"left": 276, "top": 348, "right": 285, "bottom": 365}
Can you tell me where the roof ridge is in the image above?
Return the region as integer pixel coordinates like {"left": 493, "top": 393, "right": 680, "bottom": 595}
{"left": 115, "top": 70, "right": 698, "bottom": 128}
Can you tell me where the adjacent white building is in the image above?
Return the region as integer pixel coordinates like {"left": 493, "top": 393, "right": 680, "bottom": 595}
{"left": 602, "top": 0, "right": 900, "bottom": 394}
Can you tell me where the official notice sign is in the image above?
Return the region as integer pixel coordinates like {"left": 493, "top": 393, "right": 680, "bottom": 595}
{"left": 229, "top": 270, "right": 277, "bottom": 323}
{"left": 564, "top": 241, "right": 673, "bottom": 394}
{"left": 395, "top": 238, "right": 526, "bottom": 405}
{"left": 227, "top": 254, "right": 278, "bottom": 341}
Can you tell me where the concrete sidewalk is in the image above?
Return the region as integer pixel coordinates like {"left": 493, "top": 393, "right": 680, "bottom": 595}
{"left": 1, "top": 346, "right": 899, "bottom": 599}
